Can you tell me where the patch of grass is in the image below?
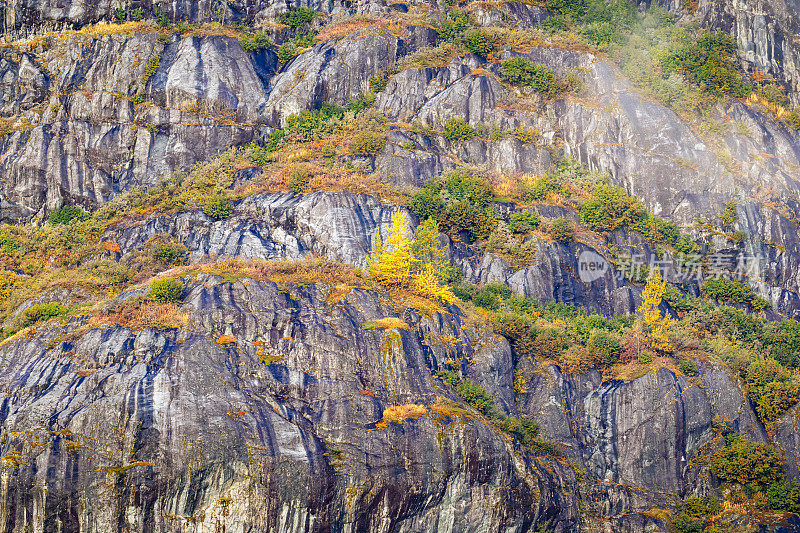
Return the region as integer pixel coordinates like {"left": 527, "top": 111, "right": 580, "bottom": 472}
{"left": 363, "top": 317, "right": 409, "bottom": 330}
{"left": 90, "top": 297, "right": 188, "bottom": 330}
{"left": 376, "top": 404, "right": 428, "bottom": 428}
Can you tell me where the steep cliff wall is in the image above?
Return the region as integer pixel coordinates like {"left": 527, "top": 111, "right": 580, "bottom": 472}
{"left": 2, "top": 0, "right": 800, "bottom": 531}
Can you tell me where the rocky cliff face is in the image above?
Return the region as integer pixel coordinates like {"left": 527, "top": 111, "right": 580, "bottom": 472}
{"left": 1, "top": 270, "right": 795, "bottom": 532}
{"left": 0, "top": 275, "right": 586, "bottom": 532}
{"left": 4, "top": 16, "right": 800, "bottom": 313}
{"left": 3, "top": 0, "right": 800, "bottom": 531}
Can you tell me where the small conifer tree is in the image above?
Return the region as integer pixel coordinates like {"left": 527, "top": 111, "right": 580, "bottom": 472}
{"left": 640, "top": 269, "right": 673, "bottom": 352}
{"left": 367, "top": 213, "right": 457, "bottom": 305}
{"left": 367, "top": 212, "right": 414, "bottom": 286}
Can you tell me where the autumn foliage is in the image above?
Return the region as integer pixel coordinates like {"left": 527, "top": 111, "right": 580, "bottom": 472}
{"left": 367, "top": 212, "right": 458, "bottom": 306}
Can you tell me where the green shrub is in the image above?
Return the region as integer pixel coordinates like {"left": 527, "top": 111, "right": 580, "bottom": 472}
{"left": 660, "top": 31, "right": 749, "bottom": 98}
{"left": 438, "top": 370, "right": 497, "bottom": 416}
{"left": 154, "top": 7, "right": 169, "bottom": 27}
{"left": 448, "top": 201, "right": 497, "bottom": 241}
{"left": 662, "top": 287, "right": 696, "bottom": 313}
{"left": 463, "top": 28, "right": 495, "bottom": 57}
{"left": 277, "top": 42, "right": 298, "bottom": 64}
{"left": 409, "top": 187, "right": 446, "bottom": 221}
{"left": 456, "top": 378, "right": 497, "bottom": 416}
{"left": 285, "top": 104, "right": 346, "bottom": 140}
{"left": 541, "top": 14, "right": 570, "bottom": 31}
{"left": 49, "top": 205, "right": 90, "bottom": 225}
{"left": 511, "top": 126, "right": 539, "bottom": 144}
{"left": 141, "top": 50, "right": 162, "bottom": 86}
{"left": 730, "top": 230, "right": 747, "bottom": 243}
{"left": 288, "top": 167, "right": 311, "bottom": 194}
{"left": 545, "top": 0, "right": 586, "bottom": 20}
{"left": 280, "top": 8, "right": 318, "bottom": 28}
{"left": 250, "top": 130, "right": 286, "bottom": 165}
{"left": 149, "top": 277, "right": 184, "bottom": 303}
{"left": 410, "top": 171, "right": 497, "bottom": 241}
{"left": 530, "top": 328, "right": 566, "bottom": 359}
{"left": 153, "top": 244, "right": 187, "bottom": 266}
{"left": 521, "top": 175, "right": 567, "bottom": 202}
{"left": 265, "top": 129, "right": 286, "bottom": 152}
{"left": 349, "top": 131, "right": 386, "bottom": 156}
{"left": 203, "top": 196, "right": 232, "bottom": 220}
{"left": 582, "top": 21, "right": 621, "bottom": 46}
{"left": 746, "top": 357, "right": 790, "bottom": 391}
{"left": 702, "top": 277, "right": 768, "bottom": 310}
{"left": 745, "top": 358, "right": 800, "bottom": 423}
{"left": 369, "top": 73, "right": 388, "bottom": 93}
{"left": 713, "top": 436, "right": 784, "bottom": 489}
{"left": 442, "top": 117, "right": 475, "bottom": 142}
{"left": 472, "top": 282, "right": 513, "bottom": 310}
{"left": 679, "top": 495, "right": 722, "bottom": 520}
{"left": 586, "top": 330, "right": 620, "bottom": 366}
{"left": 293, "top": 30, "right": 315, "bottom": 48}
{"left": 286, "top": 110, "right": 324, "bottom": 139}
{"left": 580, "top": 184, "right": 646, "bottom": 232}
{"left": 672, "top": 514, "right": 702, "bottom": 533}
{"left": 441, "top": 170, "right": 493, "bottom": 203}
{"left": 438, "top": 9, "right": 470, "bottom": 42}
{"left": 584, "top": 0, "right": 636, "bottom": 27}
{"left": 239, "top": 32, "right": 271, "bottom": 51}
{"left": 0, "top": 230, "right": 18, "bottom": 254}
{"left": 630, "top": 214, "right": 680, "bottom": 246}
{"left": 638, "top": 350, "right": 653, "bottom": 364}
{"left": 438, "top": 368, "right": 557, "bottom": 454}
{"left": 500, "top": 57, "right": 561, "bottom": 98}
{"left": 345, "top": 92, "right": 376, "bottom": 114}
{"left": 22, "top": 302, "right": 69, "bottom": 327}
{"left": 321, "top": 144, "right": 336, "bottom": 159}
{"left": 720, "top": 306, "right": 764, "bottom": 343}
{"left": 679, "top": 359, "right": 699, "bottom": 376}
{"left": 497, "top": 416, "right": 540, "bottom": 447}
{"left": 509, "top": 211, "right": 540, "bottom": 233}
{"left": 550, "top": 218, "right": 575, "bottom": 242}
{"left": 500, "top": 56, "right": 536, "bottom": 85}
{"left": 719, "top": 200, "right": 737, "bottom": 225}
{"left": 754, "top": 381, "right": 800, "bottom": 423}
{"left": 764, "top": 319, "right": 800, "bottom": 368}
{"left": 766, "top": 480, "right": 800, "bottom": 512}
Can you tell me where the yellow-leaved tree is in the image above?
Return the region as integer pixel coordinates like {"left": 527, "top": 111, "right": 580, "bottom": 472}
{"left": 640, "top": 268, "right": 673, "bottom": 352}
{"left": 367, "top": 213, "right": 457, "bottom": 306}
{"left": 413, "top": 264, "right": 459, "bottom": 305}
{"left": 367, "top": 211, "right": 414, "bottom": 286}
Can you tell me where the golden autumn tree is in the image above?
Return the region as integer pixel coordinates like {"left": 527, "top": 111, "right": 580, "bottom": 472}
{"left": 367, "top": 213, "right": 457, "bottom": 305}
{"left": 413, "top": 263, "right": 459, "bottom": 304}
{"left": 367, "top": 211, "right": 414, "bottom": 286}
{"left": 640, "top": 268, "right": 673, "bottom": 352}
